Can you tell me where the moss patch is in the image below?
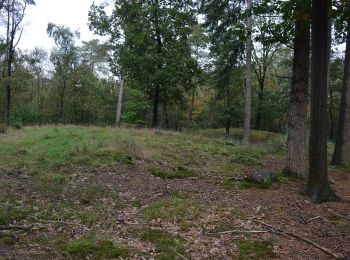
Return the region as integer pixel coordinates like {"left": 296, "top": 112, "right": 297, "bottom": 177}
{"left": 149, "top": 166, "right": 197, "bottom": 179}
{"left": 62, "top": 237, "right": 128, "bottom": 259}
{"left": 238, "top": 240, "right": 276, "bottom": 259}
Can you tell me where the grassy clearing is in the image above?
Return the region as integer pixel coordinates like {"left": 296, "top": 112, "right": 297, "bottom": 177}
{"left": 0, "top": 126, "right": 289, "bottom": 258}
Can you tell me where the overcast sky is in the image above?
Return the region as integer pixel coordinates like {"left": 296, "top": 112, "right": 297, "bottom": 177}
{"left": 18, "top": 0, "right": 106, "bottom": 51}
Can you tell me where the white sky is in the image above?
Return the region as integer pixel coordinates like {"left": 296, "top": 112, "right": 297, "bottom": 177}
{"left": 18, "top": 0, "right": 106, "bottom": 51}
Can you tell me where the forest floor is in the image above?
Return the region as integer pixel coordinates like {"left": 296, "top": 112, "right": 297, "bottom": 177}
{"left": 0, "top": 126, "right": 349, "bottom": 260}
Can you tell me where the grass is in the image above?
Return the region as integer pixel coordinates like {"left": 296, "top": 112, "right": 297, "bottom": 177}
{"left": 143, "top": 194, "right": 204, "bottom": 224}
{"left": 62, "top": 236, "right": 128, "bottom": 259}
{"left": 238, "top": 240, "right": 276, "bottom": 259}
{"left": 0, "top": 204, "right": 32, "bottom": 225}
{"left": 141, "top": 229, "right": 187, "bottom": 260}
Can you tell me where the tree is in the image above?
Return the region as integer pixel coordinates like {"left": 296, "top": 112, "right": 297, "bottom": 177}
{"left": 284, "top": 0, "right": 310, "bottom": 178}
{"left": 331, "top": 1, "right": 350, "bottom": 166}
{"left": 115, "top": 79, "right": 124, "bottom": 127}
{"left": 243, "top": 0, "right": 252, "bottom": 143}
{"left": 47, "top": 23, "right": 79, "bottom": 123}
{"left": 307, "top": 0, "right": 338, "bottom": 202}
{"left": 201, "top": 0, "right": 245, "bottom": 135}
{"left": 89, "top": 0, "right": 198, "bottom": 128}
{"left": 26, "top": 47, "right": 48, "bottom": 125}
{"left": 253, "top": 16, "right": 280, "bottom": 130}
{"left": 1, "top": 0, "right": 35, "bottom": 126}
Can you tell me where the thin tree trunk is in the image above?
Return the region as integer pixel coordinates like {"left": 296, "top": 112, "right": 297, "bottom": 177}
{"left": 331, "top": 3, "right": 350, "bottom": 166}
{"left": 115, "top": 79, "right": 124, "bottom": 128}
{"left": 307, "top": 0, "right": 338, "bottom": 202}
{"left": 151, "top": 0, "right": 162, "bottom": 128}
{"left": 243, "top": 0, "right": 252, "bottom": 143}
{"left": 284, "top": 2, "right": 310, "bottom": 179}
{"left": 255, "top": 80, "right": 264, "bottom": 130}
{"left": 152, "top": 84, "right": 160, "bottom": 128}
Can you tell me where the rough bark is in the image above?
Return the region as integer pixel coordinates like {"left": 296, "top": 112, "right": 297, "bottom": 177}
{"left": 115, "top": 79, "right": 124, "bottom": 128}
{"left": 307, "top": 0, "right": 338, "bottom": 203}
{"left": 243, "top": 0, "right": 252, "bottom": 143}
{"left": 284, "top": 4, "right": 310, "bottom": 179}
{"left": 331, "top": 6, "right": 350, "bottom": 166}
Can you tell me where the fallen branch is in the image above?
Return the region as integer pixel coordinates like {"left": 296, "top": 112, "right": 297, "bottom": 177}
{"left": 253, "top": 220, "right": 344, "bottom": 259}
{"left": 305, "top": 216, "right": 321, "bottom": 223}
{"left": 327, "top": 209, "right": 350, "bottom": 221}
{"left": 205, "top": 230, "right": 268, "bottom": 235}
{"left": 31, "top": 217, "right": 86, "bottom": 227}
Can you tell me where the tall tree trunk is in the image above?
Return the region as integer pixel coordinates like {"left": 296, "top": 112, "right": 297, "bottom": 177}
{"left": 151, "top": 0, "right": 162, "bottom": 128}
{"left": 284, "top": 2, "right": 310, "bottom": 179}
{"left": 307, "top": 0, "right": 338, "bottom": 202}
{"left": 331, "top": 5, "right": 350, "bottom": 166}
{"left": 189, "top": 89, "right": 195, "bottom": 122}
{"left": 243, "top": 0, "right": 252, "bottom": 143}
{"left": 255, "top": 80, "right": 264, "bottom": 130}
{"left": 115, "top": 79, "right": 124, "bottom": 128}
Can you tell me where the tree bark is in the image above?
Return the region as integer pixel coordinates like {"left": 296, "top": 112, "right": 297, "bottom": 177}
{"left": 331, "top": 4, "right": 350, "bottom": 166}
{"left": 284, "top": 3, "right": 310, "bottom": 179}
{"left": 307, "top": 0, "right": 338, "bottom": 202}
{"left": 255, "top": 80, "right": 264, "bottom": 130}
{"left": 243, "top": 0, "right": 252, "bottom": 143}
{"left": 115, "top": 79, "right": 124, "bottom": 128}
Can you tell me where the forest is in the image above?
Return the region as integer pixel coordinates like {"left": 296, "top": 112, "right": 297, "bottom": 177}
{"left": 0, "top": 0, "right": 350, "bottom": 259}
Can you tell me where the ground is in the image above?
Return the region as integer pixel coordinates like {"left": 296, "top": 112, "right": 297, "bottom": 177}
{"left": 0, "top": 126, "right": 349, "bottom": 259}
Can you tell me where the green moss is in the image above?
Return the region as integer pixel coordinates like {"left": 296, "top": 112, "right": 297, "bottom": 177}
{"left": 238, "top": 240, "right": 276, "bottom": 259}
{"left": 149, "top": 166, "right": 197, "bottom": 179}
{"left": 141, "top": 230, "right": 187, "bottom": 260}
{"left": 239, "top": 181, "right": 272, "bottom": 190}
{"left": 62, "top": 237, "right": 128, "bottom": 259}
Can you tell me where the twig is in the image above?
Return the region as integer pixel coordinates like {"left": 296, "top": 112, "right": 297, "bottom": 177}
{"left": 31, "top": 217, "right": 86, "bottom": 227}
{"left": 253, "top": 220, "right": 344, "bottom": 259}
{"left": 173, "top": 249, "right": 189, "bottom": 260}
{"left": 305, "top": 216, "right": 321, "bottom": 223}
{"left": 205, "top": 230, "right": 268, "bottom": 235}
{"left": 327, "top": 209, "right": 350, "bottom": 221}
